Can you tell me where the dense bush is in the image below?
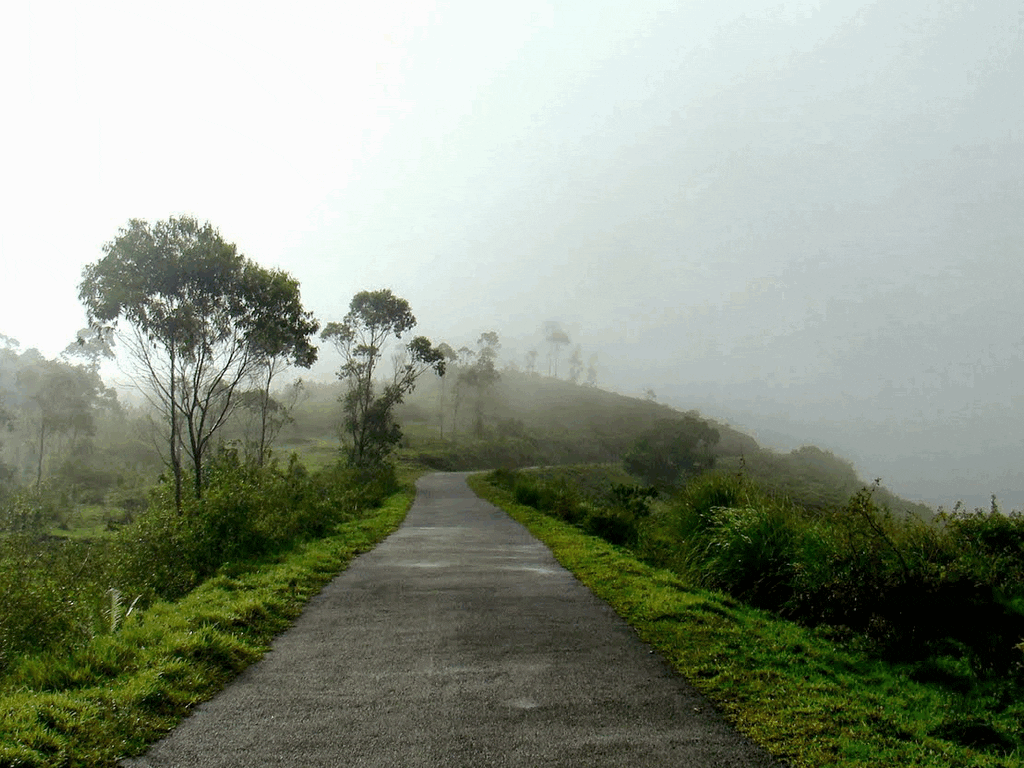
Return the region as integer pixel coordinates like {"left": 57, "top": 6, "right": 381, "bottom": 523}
{"left": 489, "top": 467, "right": 650, "bottom": 546}
{"left": 0, "top": 451, "right": 387, "bottom": 677}
{"left": 491, "top": 466, "right": 1024, "bottom": 695}
{"left": 622, "top": 416, "right": 719, "bottom": 490}
{"left": 583, "top": 509, "right": 637, "bottom": 547}
{"left": 0, "top": 535, "right": 110, "bottom": 674}
{"left": 669, "top": 477, "right": 1024, "bottom": 677}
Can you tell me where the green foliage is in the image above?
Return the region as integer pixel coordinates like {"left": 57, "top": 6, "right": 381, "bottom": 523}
{"left": 622, "top": 415, "right": 720, "bottom": 489}
{"left": 673, "top": 471, "right": 751, "bottom": 530}
{"left": 78, "top": 216, "right": 319, "bottom": 507}
{"left": 488, "top": 466, "right": 645, "bottom": 545}
{"left": 472, "top": 473, "right": 1024, "bottom": 768}
{"left": 503, "top": 471, "right": 585, "bottom": 524}
{"left": 609, "top": 483, "right": 658, "bottom": 518}
{"left": 0, "top": 535, "right": 106, "bottom": 674}
{"left": 670, "top": 478, "right": 1024, "bottom": 680}
{"left": 583, "top": 508, "right": 638, "bottom": 547}
{"left": 321, "top": 290, "right": 444, "bottom": 468}
{"left": 0, "top": 451, "right": 385, "bottom": 679}
{"left": 0, "top": 491, "right": 409, "bottom": 767}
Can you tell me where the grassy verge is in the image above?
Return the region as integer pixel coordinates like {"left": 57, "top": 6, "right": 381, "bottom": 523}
{"left": 468, "top": 473, "right": 1022, "bottom": 768}
{"left": 0, "top": 488, "right": 412, "bottom": 768}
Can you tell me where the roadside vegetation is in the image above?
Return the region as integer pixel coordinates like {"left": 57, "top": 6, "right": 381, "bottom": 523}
{"left": 3, "top": 225, "right": 1019, "bottom": 766}
{"left": 0, "top": 218, "right": 439, "bottom": 767}
{"left": 0, "top": 487, "right": 410, "bottom": 767}
{"left": 472, "top": 463, "right": 1024, "bottom": 766}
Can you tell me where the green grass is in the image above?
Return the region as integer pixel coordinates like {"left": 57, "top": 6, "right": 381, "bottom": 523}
{"left": 468, "top": 473, "right": 1024, "bottom": 768}
{"left": 0, "top": 488, "right": 412, "bottom": 768}
{"left": 270, "top": 439, "right": 340, "bottom": 472}
{"left": 46, "top": 504, "right": 121, "bottom": 541}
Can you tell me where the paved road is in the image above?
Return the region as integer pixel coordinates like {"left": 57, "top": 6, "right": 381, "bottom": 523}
{"left": 122, "top": 473, "right": 784, "bottom": 767}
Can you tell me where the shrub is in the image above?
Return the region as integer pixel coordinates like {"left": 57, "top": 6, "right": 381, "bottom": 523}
{"left": 609, "top": 483, "right": 657, "bottom": 518}
{"left": 512, "top": 476, "right": 544, "bottom": 508}
{"left": 0, "top": 450, "right": 387, "bottom": 678}
{"left": 486, "top": 467, "right": 519, "bottom": 491}
{"left": 0, "top": 534, "right": 120, "bottom": 675}
{"left": 701, "top": 503, "right": 800, "bottom": 608}
{"left": 945, "top": 503, "right": 1024, "bottom": 594}
{"left": 670, "top": 472, "right": 752, "bottom": 543}
{"left": 583, "top": 509, "right": 637, "bottom": 547}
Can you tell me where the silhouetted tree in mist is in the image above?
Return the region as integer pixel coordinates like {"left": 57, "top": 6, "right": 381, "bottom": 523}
{"left": 459, "top": 331, "right": 501, "bottom": 436}
{"left": 544, "top": 321, "right": 570, "bottom": 378}
{"left": 568, "top": 345, "right": 583, "bottom": 384}
{"left": 525, "top": 349, "right": 538, "bottom": 375}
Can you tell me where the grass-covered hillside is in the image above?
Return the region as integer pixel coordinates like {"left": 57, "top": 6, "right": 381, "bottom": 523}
{"left": 281, "top": 367, "right": 934, "bottom": 519}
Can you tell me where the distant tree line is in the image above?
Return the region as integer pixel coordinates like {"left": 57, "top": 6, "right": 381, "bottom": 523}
{"left": 0, "top": 334, "right": 117, "bottom": 496}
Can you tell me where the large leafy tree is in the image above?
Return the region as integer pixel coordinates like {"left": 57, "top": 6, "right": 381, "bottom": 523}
{"left": 238, "top": 268, "right": 319, "bottom": 466}
{"left": 79, "top": 216, "right": 318, "bottom": 508}
{"left": 322, "top": 290, "right": 444, "bottom": 467}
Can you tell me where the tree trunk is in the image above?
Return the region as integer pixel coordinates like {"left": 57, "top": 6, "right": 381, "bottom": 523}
{"left": 169, "top": 342, "right": 183, "bottom": 512}
{"left": 438, "top": 377, "right": 445, "bottom": 440}
{"left": 36, "top": 422, "right": 45, "bottom": 489}
{"left": 258, "top": 386, "right": 269, "bottom": 467}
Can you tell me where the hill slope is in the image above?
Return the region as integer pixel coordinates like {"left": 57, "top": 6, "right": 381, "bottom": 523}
{"left": 284, "top": 370, "right": 933, "bottom": 518}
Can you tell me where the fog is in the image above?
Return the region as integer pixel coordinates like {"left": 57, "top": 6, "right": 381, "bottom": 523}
{"left": 1, "top": 0, "right": 1021, "bottom": 509}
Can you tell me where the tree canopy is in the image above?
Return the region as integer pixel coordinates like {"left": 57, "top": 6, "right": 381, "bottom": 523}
{"left": 322, "top": 289, "right": 444, "bottom": 468}
{"left": 623, "top": 416, "right": 720, "bottom": 489}
{"left": 79, "top": 216, "right": 318, "bottom": 507}
{"left": 458, "top": 331, "right": 501, "bottom": 437}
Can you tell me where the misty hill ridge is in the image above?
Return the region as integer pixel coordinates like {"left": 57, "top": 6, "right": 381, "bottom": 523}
{"left": 282, "top": 369, "right": 932, "bottom": 519}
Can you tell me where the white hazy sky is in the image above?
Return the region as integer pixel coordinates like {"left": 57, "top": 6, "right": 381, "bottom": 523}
{"left": 2, "top": 0, "right": 1022, "bottom": 507}
{"left": 0, "top": 0, "right": 873, "bottom": 353}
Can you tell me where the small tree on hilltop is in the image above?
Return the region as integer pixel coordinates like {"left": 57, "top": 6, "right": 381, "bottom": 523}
{"left": 543, "top": 321, "right": 570, "bottom": 378}
{"left": 322, "top": 290, "right": 445, "bottom": 468}
{"left": 459, "top": 331, "right": 500, "bottom": 436}
{"left": 568, "top": 344, "right": 583, "bottom": 384}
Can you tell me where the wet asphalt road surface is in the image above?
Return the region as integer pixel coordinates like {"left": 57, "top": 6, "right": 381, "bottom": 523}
{"left": 121, "top": 472, "right": 784, "bottom": 767}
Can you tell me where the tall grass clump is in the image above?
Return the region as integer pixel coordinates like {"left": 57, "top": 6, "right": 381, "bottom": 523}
{"left": 666, "top": 473, "right": 802, "bottom": 608}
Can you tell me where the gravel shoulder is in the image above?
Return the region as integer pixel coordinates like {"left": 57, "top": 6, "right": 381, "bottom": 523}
{"left": 121, "top": 472, "right": 783, "bottom": 767}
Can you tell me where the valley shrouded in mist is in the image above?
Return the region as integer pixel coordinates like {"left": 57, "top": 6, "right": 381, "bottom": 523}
{"left": 1, "top": 0, "right": 1021, "bottom": 509}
